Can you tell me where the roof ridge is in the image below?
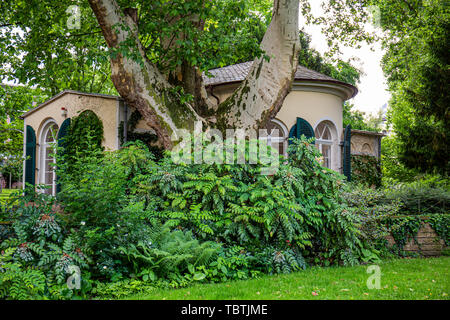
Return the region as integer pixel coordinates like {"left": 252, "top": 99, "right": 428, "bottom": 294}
{"left": 203, "top": 61, "right": 346, "bottom": 86}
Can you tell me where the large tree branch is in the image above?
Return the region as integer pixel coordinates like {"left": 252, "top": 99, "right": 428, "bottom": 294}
{"left": 89, "top": 0, "right": 299, "bottom": 149}
{"left": 88, "top": 0, "right": 204, "bottom": 148}
{"left": 216, "top": 0, "right": 300, "bottom": 131}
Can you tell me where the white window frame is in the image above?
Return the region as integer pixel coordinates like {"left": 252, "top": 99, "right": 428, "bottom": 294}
{"left": 314, "top": 120, "right": 337, "bottom": 170}
{"left": 39, "top": 119, "right": 58, "bottom": 196}
{"left": 259, "top": 118, "right": 289, "bottom": 158}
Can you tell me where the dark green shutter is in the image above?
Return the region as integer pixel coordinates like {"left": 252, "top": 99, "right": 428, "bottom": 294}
{"left": 288, "top": 117, "right": 315, "bottom": 144}
{"left": 343, "top": 124, "right": 352, "bottom": 181}
{"left": 25, "top": 125, "right": 36, "bottom": 188}
{"left": 57, "top": 118, "right": 71, "bottom": 151}
{"left": 56, "top": 118, "right": 71, "bottom": 194}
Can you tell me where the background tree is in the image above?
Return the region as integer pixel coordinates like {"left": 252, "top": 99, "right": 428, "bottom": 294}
{"left": 0, "top": 1, "right": 116, "bottom": 96}
{"left": 381, "top": 1, "right": 449, "bottom": 174}
{"left": 0, "top": 85, "right": 47, "bottom": 186}
{"left": 2, "top": 0, "right": 300, "bottom": 150}
{"left": 300, "top": 0, "right": 449, "bottom": 175}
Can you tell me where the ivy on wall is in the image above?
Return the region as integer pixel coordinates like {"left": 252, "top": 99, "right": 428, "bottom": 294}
{"left": 351, "top": 154, "right": 382, "bottom": 188}
{"left": 428, "top": 215, "right": 450, "bottom": 246}
{"left": 64, "top": 110, "right": 104, "bottom": 171}
{"left": 386, "top": 216, "right": 422, "bottom": 251}
{"left": 385, "top": 214, "right": 449, "bottom": 253}
{"left": 119, "top": 110, "right": 163, "bottom": 160}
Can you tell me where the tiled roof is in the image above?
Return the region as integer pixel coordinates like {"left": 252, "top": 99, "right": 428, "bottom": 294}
{"left": 203, "top": 61, "right": 346, "bottom": 86}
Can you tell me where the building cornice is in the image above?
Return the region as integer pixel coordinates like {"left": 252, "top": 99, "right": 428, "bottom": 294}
{"left": 291, "top": 80, "right": 357, "bottom": 101}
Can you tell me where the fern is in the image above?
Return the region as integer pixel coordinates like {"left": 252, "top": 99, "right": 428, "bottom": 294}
{"left": 0, "top": 248, "right": 46, "bottom": 299}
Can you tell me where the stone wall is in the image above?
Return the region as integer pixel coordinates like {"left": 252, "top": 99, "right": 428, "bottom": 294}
{"left": 386, "top": 222, "right": 447, "bottom": 256}
{"left": 350, "top": 130, "right": 384, "bottom": 159}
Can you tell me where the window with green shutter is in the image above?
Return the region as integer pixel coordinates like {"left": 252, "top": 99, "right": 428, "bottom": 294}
{"left": 288, "top": 117, "right": 315, "bottom": 144}
{"left": 56, "top": 118, "right": 71, "bottom": 194}
{"left": 343, "top": 124, "right": 352, "bottom": 181}
{"left": 25, "top": 125, "right": 36, "bottom": 188}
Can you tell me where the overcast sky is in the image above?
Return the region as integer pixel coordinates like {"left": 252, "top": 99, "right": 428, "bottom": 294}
{"left": 300, "top": 1, "right": 391, "bottom": 116}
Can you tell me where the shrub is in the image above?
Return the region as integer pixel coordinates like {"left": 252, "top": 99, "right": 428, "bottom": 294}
{"left": 343, "top": 184, "right": 401, "bottom": 245}
{"left": 351, "top": 154, "right": 382, "bottom": 188}
{"left": 117, "top": 221, "right": 220, "bottom": 281}
{"left": 63, "top": 110, "right": 104, "bottom": 174}
{"left": 1, "top": 136, "right": 386, "bottom": 299}
{"left": 383, "top": 179, "right": 450, "bottom": 216}
{"left": 0, "top": 248, "right": 46, "bottom": 300}
{"left": 0, "top": 189, "right": 92, "bottom": 299}
{"left": 345, "top": 179, "right": 450, "bottom": 256}
{"left": 133, "top": 137, "right": 372, "bottom": 266}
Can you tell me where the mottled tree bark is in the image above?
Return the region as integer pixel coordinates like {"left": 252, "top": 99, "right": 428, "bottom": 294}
{"left": 215, "top": 0, "right": 300, "bottom": 131}
{"left": 88, "top": 0, "right": 204, "bottom": 149}
{"left": 88, "top": 0, "right": 300, "bottom": 149}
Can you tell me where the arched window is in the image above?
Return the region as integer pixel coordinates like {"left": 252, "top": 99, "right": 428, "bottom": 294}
{"left": 314, "top": 121, "right": 334, "bottom": 168}
{"left": 40, "top": 121, "right": 59, "bottom": 195}
{"left": 260, "top": 119, "right": 288, "bottom": 157}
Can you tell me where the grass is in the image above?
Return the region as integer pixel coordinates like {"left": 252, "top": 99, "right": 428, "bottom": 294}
{"left": 0, "top": 188, "right": 16, "bottom": 205}
{"left": 128, "top": 257, "right": 450, "bottom": 300}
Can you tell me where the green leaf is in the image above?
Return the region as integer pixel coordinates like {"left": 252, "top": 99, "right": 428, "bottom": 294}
{"left": 193, "top": 272, "right": 206, "bottom": 281}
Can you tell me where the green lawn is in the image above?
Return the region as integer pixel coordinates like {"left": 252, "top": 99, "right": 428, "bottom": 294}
{"left": 0, "top": 189, "right": 16, "bottom": 205}
{"left": 128, "top": 257, "right": 450, "bottom": 300}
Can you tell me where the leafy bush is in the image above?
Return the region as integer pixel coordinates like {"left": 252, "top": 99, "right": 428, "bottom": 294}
{"left": 351, "top": 154, "right": 382, "bottom": 188}
{"left": 343, "top": 184, "right": 401, "bottom": 245}
{"left": 63, "top": 110, "right": 104, "bottom": 173}
{"left": 91, "top": 278, "right": 156, "bottom": 300}
{"left": 0, "top": 248, "right": 46, "bottom": 300}
{"left": 345, "top": 180, "right": 449, "bottom": 256}
{"left": 0, "top": 189, "right": 92, "bottom": 299}
{"left": 117, "top": 221, "right": 220, "bottom": 281}
{"left": 1, "top": 136, "right": 385, "bottom": 299}
{"left": 132, "top": 137, "right": 372, "bottom": 266}
{"left": 383, "top": 179, "right": 450, "bottom": 215}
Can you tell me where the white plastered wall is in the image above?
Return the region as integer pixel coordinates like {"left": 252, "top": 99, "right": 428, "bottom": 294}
{"left": 208, "top": 82, "right": 345, "bottom": 172}
{"left": 22, "top": 92, "right": 120, "bottom": 188}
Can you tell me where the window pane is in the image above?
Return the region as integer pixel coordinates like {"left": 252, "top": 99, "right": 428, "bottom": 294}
{"left": 322, "top": 126, "right": 331, "bottom": 140}
{"left": 45, "top": 126, "right": 56, "bottom": 142}
{"left": 315, "top": 122, "right": 332, "bottom": 141}
{"left": 45, "top": 146, "right": 54, "bottom": 159}
{"left": 45, "top": 170, "right": 53, "bottom": 185}
{"left": 322, "top": 145, "right": 331, "bottom": 168}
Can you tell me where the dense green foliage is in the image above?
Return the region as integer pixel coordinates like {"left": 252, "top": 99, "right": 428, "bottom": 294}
{"left": 383, "top": 179, "right": 450, "bottom": 216}
{"left": 0, "top": 1, "right": 115, "bottom": 96}
{"left": 1, "top": 136, "right": 387, "bottom": 299}
{"left": 0, "top": 0, "right": 273, "bottom": 95}
{"left": 344, "top": 179, "right": 450, "bottom": 256}
{"left": 381, "top": 1, "right": 449, "bottom": 175}
{"left": 0, "top": 85, "right": 47, "bottom": 184}
{"left": 351, "top": 154, "right": 382, "bottom": 188}
{"left": 63, "top": 110, "right": 104, "bottom": 174}
{"left": 2, "top": 137, "right": 448, "bottom": 299}
{"left": 301, "top": 0, "right": 449, "bottom": 174}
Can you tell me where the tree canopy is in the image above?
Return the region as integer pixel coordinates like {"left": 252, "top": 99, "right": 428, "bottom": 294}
{"left": 1, "top": 0, "right": 447, "bottom": 175}
{"left": 300, "top": 0, "right": 449, "bottom": 175}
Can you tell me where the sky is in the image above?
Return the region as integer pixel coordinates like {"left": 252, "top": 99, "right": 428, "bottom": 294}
{"left": 300, "top": 1, "right": 391, "bottom": 116}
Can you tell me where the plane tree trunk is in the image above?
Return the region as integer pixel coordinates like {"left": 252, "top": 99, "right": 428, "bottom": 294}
{"left": 88, "top": 0, "right": 300, "bottom": 149}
